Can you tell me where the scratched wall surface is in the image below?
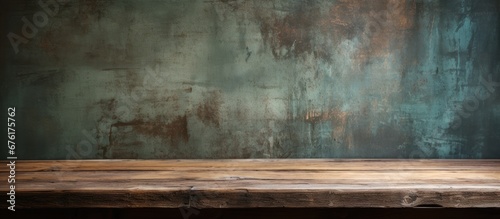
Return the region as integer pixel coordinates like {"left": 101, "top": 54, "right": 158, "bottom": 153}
{"left": 1, "top": 0, "right": 499, "bottom": 159}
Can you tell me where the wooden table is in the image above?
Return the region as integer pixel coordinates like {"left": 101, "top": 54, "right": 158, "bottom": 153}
{"left": 3, "top": 159, "right": 500, "bottom": 208}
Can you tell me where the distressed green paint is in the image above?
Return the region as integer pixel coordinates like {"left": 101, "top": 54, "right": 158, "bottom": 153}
{"left": 1, "top": 0, "right": 499, "bottom": 159}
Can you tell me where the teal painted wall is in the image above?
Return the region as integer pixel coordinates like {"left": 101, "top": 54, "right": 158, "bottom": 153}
{"left": 1, "top": 0, "right": 499, "bottom": 159}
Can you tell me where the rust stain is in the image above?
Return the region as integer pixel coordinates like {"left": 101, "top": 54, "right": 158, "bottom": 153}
{"left": 257, "top": 0, "right": 415, "bottom": 62}
{"left": 196, "top": 91, "right": 222, "bottom": 127}
{"left": 353, "top": 0, "right": 416, "bottom": 64}
{"left": 111, "top": 115, "right": 189, "bottom": 147}
{"left": 321, "top": 0, "right": 364, "bottom": 40}
{"left": 260, "top": 5, "right": 323, "bottom": 60}
{"left": 257, "top": 1, "right": 360, "bottom": 61}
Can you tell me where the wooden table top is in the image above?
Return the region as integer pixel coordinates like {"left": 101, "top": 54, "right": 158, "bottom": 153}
{"left": 2, "top": 159, "right": 500, "bottom": 208}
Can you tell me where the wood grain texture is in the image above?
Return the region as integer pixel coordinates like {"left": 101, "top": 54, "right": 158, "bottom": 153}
{"left": 2, "top": 159, "right": 500, "bottom": 208}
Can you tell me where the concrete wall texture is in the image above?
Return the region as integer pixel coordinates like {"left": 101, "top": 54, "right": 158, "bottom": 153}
{"left": 1, "top": 0, "right": 499, "bottom": 159}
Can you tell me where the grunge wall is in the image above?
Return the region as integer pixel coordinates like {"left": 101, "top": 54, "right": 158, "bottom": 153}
{"left": 1, "top": 0, "right": 499, "bottom": 159}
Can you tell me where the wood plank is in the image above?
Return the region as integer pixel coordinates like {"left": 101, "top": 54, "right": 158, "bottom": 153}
{"left": 2, "top": 159, "right": 500, "bottom": 208}
{"left": 14, "top": 171, "right": 500, "bottom": 184}
{"left": 6, "top": 159, "right": 500, "bottom": 172}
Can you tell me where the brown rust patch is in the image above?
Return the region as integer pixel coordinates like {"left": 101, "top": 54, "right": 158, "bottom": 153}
{"left": 347, "top": 0, "right": 416, "bottom": 64}
{"left": 111, "top": 115, "right": 189, "bottom": 147}
{"left": 257, "top": 0, "right": 415, "bottom": 62}
{"left": 260, "top": 5, "right": 323, "bottom": 60}
{"left": 321, "top": 0, "right": 364, "bottom": 40}
{"left": 196, "top": 91, "right": 222, "bottom": 127}
{"left": 258, "top": 1, "right": 360, "bottom": 61}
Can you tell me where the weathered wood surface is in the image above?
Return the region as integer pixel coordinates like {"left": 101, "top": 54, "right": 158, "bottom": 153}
{"left": 2, "top": 159, "right": 500, "bottom": 208}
